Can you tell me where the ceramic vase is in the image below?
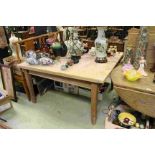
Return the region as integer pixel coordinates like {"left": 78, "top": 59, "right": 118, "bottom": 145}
{"left": 64, "top": 27, "right": 84, "bottom": 63}
{"left": 95, "top": 27, "right": 108, "bottom": 63}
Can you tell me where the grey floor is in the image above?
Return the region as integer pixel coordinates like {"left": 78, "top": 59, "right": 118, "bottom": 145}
{"left": 0, "top": 81, "right": 115, "bottom": 129}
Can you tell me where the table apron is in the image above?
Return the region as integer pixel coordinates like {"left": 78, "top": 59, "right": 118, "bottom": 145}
{"left": 28, "top": 70, "right": 95, "bottom": 89}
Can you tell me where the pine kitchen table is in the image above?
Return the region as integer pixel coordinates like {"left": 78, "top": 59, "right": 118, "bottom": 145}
{"left": 18, "top": 52, "right": 123, "bottom": 125}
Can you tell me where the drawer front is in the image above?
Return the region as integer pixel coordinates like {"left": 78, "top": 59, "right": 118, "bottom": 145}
{"left": 114, "top": 86, "right": 155, "bottom": 118}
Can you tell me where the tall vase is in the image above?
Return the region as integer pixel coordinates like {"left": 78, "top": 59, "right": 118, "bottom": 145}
{"left": 95, "top": 27, "right": 107, "bottom": 63}
{"left": 65, "top": 27, "right": 84, "bottom": 64}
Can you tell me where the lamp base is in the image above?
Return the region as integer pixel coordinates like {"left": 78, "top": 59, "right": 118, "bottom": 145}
{"left": 95, "top": 57, "right": 107, "bottom": 63}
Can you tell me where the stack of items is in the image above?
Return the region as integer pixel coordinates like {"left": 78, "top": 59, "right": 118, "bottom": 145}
{"left": 105, "top": 103, "right": 152, "bottom": 129}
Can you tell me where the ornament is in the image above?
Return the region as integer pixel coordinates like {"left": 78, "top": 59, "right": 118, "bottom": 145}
{"left": 38, "top": 57, "right": 53, "bottom": 65}
{"left": 107, "top": 46, "right": 113, "bottom": 56}
{"left": 26, "top": 57, "right": 39, "bottom": 65}
{"left": 137, "top": 56, "right": 148, "bottom": 76}
{"left": 65, "top": 27, "right": 84, "bottom": 60}
{"left": 94, "top": 27, "right": 107, "bottom": 63}
{"left": 89, "top": 47, "right": 96, "bottom": 56}
{"left": 122, "top": 58, "right": 134, "bottom": 73}
{"left": 25, "top": 50, "right": 37, "bottom": 59}
{"left": 61, "top": 64, "right": 69, "bottom": 71}
{"left": 124, "top": 69, "right": 142, "bottom": 82}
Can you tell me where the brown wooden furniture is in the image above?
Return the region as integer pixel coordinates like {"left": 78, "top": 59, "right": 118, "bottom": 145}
{"left": 18, "top": 52, "right": 123, "bottom": 124}
{"left": 3, "top": 56, "right": 30, "bottom": 101}
{"left": 14, "top": 31, "right": 29, "bottom": 39}
{"left": 0, "top": 64, "right": 17, "bottom": 101}
{"left": 108, "top": 36, "right": 124, "bottom": 52}
{"left": 6, "top": 33, "right": 58, "bottom": 101}
{"left": 0, "top": 65, "right": 13, "bottom": 129}
{"left": 111, "top": 65, "right": 155, "bottom": 118}
{"left": 125, "top": 28, "right": 140, "bottom": 49}
{"left": 146, "top": 27, "right": 155, "bottom": 70}
{"left": 14, "top": 32, "right": 59, "bottom": 61}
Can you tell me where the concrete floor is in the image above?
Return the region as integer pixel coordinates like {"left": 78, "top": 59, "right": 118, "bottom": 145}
{"left": 0, "top": 79, "right": 115, "bottom": 128}
{"left": 1, "top": 75, "right": 153, "bottom": 129}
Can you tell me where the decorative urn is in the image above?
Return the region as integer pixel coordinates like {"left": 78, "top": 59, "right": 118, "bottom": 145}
{"left": 95, "top": 27, "right": 108, "bottom": 63}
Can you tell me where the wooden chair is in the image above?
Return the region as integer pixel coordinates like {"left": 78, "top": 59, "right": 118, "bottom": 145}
{"left": 14, "top": 32, "right": 59, "bottom": 61}
{"left": 5, "top": 32, "right": 59, "bottom": 101}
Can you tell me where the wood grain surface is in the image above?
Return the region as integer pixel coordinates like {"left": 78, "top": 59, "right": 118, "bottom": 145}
{"left": 111, "top": 65, "right": 155, "bottom": 95}
{"left": 18, "top": 52, "right": 123, "bottom": 84}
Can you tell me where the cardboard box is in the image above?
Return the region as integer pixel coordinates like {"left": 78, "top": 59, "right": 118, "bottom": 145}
{"left": 63, "top": 83, "right": 79, "bottom": 95}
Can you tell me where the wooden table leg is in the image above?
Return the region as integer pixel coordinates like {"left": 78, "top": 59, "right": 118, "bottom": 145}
{"left": 91, "top": 83, "right": 98, "bottom": 125}
{"left": 23, "top": 70, "right": 36, "bottom": 103}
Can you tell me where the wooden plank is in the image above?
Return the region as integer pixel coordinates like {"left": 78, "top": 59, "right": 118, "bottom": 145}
{"left": 15, "top": 43, "right": 21, "bottom": 62}
{"left": 15, "top": 32, "right": 60, "bottom": 44}
{"left": 91, "top": 83, "right": 98, "bottom": 125}
{"left": 29, "top": 70, "right": 91, "bottom": 89}
{"left": 15, "top": 34, "right": 48, "bottom": 44}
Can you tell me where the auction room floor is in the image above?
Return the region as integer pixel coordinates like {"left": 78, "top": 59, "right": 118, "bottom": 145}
{"left": 0, "top": 84, "right": 115, "bottom": 129}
